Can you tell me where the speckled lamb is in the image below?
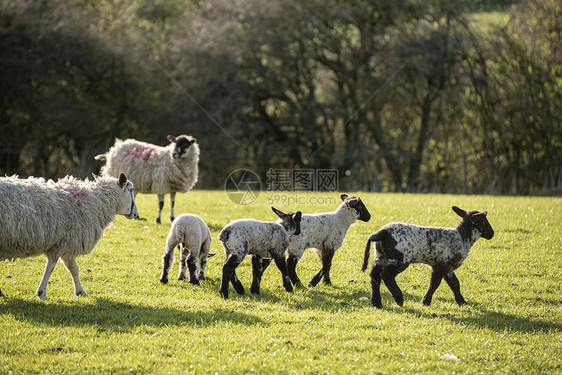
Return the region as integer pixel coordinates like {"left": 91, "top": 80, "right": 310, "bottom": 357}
{"left": 0, "top": 173, "right": 138, "bottom": 300}
{"left": 265, "top": 194, "right": 370, "bottom": 288}
{"left": 361, "top": 206, "right": 494, "bottom": 308}
{"left": 95, "top": 135, "right": 199, "bottom": 224}
{"left": 160, "top": 214, "right": 214, "bottom": 285}
{"left": 218, "top": 207, "right": 302, "bottom": 299}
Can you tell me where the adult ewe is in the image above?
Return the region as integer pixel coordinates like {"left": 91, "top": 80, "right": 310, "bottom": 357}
{"left": 0, "top": 173, "right": 138, "bottom": 300}
{"left": 361, "top": 206, "right": 494, "bottom": 308}
{"left": 95, "top": 135, "right": 199, "bottom": 224}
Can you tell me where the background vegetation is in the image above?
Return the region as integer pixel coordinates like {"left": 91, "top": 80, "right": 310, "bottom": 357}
{"left": 1, "top": 0, "right": 560, "bottom": 194}
{"left": 1, "top": 192, "right": 560, "bottom": 374}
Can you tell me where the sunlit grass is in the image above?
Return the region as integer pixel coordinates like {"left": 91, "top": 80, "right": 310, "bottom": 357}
{"left": 1, "top": 191, "right": 561, "bottom": 374}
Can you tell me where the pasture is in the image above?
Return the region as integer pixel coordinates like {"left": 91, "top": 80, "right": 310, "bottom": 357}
{"left": 1, "top": 191, "right": 560, "bottom": 374}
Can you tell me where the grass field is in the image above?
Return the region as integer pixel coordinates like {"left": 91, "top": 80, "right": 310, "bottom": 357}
{"left": 1, "top": 190, "right": 560, "bottom": 374}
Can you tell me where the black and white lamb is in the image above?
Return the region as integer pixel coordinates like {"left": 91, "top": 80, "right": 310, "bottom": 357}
{"left": 160, "top": 214, "right": 214, "bottom": 285}
{"left": 217, "top": 207, "right": 302, "bottom": 299}
{"left": 95, "top": 135, "right": 199, "bottom": 224}
{"left": 262, "top": 194, "right": 370, "bottom": 288}
{"left": 0, "top": 173, "right": 138, "bottom": 300}
{"left": 361, "top": 206, "right": 494, "bottom": 308}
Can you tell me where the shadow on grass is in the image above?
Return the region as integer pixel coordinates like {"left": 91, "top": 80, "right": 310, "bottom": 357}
{"left": 0, "top": 296, "right": 263, "bottom": 332}
{"left": 400, "top": 304, "right": 562, "bottom": 335}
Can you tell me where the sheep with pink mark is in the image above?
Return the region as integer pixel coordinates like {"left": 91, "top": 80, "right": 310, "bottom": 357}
{"left": 95, "top": 135, "right": 199, "bottom": 224}
{"left": 0, "top": 173, "right": 138, "bottom": 300}
{"left": 361, "top": 206, "right": 494, "bottom": 308}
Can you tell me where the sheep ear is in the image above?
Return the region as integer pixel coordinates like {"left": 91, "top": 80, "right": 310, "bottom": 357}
{"left": 348, "top": 197, "right": 360, "bottom": 207}
{"left": 91, "top": 173, "right": 99, "bottom": 181}
{"left": 190, "top": 138, "right": 196, "bottom": 144}
{"left": 452, "top": 206, "right": 467, "bottom": 218}
{"left": 118, "top": 173, "right": 128, "bottom": 188}
{"left": 341, "top": 194, "right": 349, "bottom": 201}
{"left": 293, "top": 211, "right": 302, "bottom": 222}
{"left": 271, "top": 207, "right": 286, "bottom": 218}
{"left": 167, "top": 135, "right": 176, "bottom": 143}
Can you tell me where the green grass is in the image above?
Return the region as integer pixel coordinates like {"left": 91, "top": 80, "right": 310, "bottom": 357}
{"left": 1, "top": 191, "right": 561, "bottom": 374}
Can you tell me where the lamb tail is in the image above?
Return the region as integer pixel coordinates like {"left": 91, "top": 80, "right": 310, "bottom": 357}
{"left": 361, "top": 233, "right": 377, "bottom": 272}
{"left": 94, "top": 154, "right": 106, "bottom": 161}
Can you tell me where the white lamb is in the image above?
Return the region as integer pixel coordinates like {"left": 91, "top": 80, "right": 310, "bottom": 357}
{"left": 0, "top": 173, "right": 138, "bottom": 300}
{"left": 260, "top": 194, "right": 371, "bottom": 288}
{"left": 95, "top": 135, "right": 199, "bottom": 224}
{"left": 160, "top": 214, "right": 214, "bottom": 285}
{"left": 218, "top": 207, "right": 302, "bottom": 299}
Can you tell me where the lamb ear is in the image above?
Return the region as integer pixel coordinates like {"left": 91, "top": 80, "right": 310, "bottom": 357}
{"left": 293, "top": 211, "right": 302, "bottom": 222}
{"left": 190, "top": 138, "right": 197, "bottom": 144}
{"left": 167, "top": 135, "right": 176, "bottom": 143}
{"left": 340, "top": 194, "right": 349, "bottom": 201}
{"left": 348, "top": 197, "right": 359, "bottom": 207}
{"left": 452, "top": 206, "right": 467, "bottom": 218}
{"left": 91, "top": 173, "right": 100, "bottom": 181}
{"left": 118, "top": 173, "right": 128, "bottom": 188}
{"left": 271, "top": 207, "right": 285, "bottom": 218}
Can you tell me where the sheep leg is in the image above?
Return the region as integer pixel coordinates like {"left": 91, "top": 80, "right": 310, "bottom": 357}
{"left": 160, "top": 241, "right": 178, "bottom": 284}
{"left": 61, "top": 256, "right": 88, "bottom": 297}
{"left": 287, "top": 255, "right": 303, "bottom": 288}
{"left": 187, "top": 253, "right": 199, "bottom": 285}
{"left": 36, "top": 255, "right": 59, "bottom": 300}
{"left": 230, "top": 270, "right": 245, "bottom": 295}
{"left": 177, "top": 245, "right": 188, "bottom": 281}
{"left": 381, "top": 264, "right": 406, "bottom": 306}
{"left": 198, "top": 239, "right": 212, "bottom": 281}
{"left": 444, "top": 271, "right": 467, "bottom": 306}
{"left": 169, "top": 192, "right": 176, "bottom": 223}
{"left": 220, "top": 254, "right": 244, "bottom": 299}
{"left": 421, "top": 267, "right": 447, "bottom": 306}
{"left": 321, "top": 250, "right": 335, "bottom": 286}
{"left": 308, "top": 268, "right": 325, "bottom": 287}
{"left": 250, "top": 256, "right": 272, "bottom": 294}
{"left": 155, "top": 194, "right": 165, "bottom": 224}
{"left": 369, "top": 262, "right": 384, "bottom": 308}
{"left": 273, "top": 254, "right": 293, "bottom": 293}
{"left": 250, "top": 255, "right": 264, "bottom": 295}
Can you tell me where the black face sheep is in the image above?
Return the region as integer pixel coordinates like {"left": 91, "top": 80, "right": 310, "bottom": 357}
{"left": 95, "top": 135, "right": 199, "bottom": 224}
{"left": 261, "top": 194, "right": 370, "bottom": 288}
{"left": 160, "top": 214, "right": 215, "bottom": 285}
{"left": 218, "top": 207, "right": 302, "bottom": 299}
{"left": 361, "top": 206, "right": 494, "bottom": 308}
{"left": 0, "top": 173, "right": 138, "bottom": 300}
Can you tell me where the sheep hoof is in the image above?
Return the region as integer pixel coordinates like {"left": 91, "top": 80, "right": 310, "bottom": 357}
{"left": 220, "top": 290, "right": 229, "bottom": 299}
{"left": 155, "top": 218, "right": 162, "bottom": 225}
{"left": 76, "top": 290, "right": 88, "bottom": 297}
{"left": 160, "top": 278, "right": 168, "bottom": 284}
{"left": 177, "top": 275, "right": 186, "bottom": 281}
{"left": 37, "top": 291, "right": 47, "bottom": 300}
{"left": 457, "top": 299, "right": 467, "bottom": 306}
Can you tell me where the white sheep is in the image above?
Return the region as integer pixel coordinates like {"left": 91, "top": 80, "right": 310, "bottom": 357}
{"left": 361, "top": 206, "right": 494, "bottom": 308}
{"left": 0, "top": 173, "right": 138, "bottom": 300}
{"left": 160, "top": 214, "right": 215, "bottom": 285}
{"left": 95, "top": 135, "right": 199, "bottom": 224}
{"left": 260, "top": 194, "right": 370, "bottom": 288}
{"left": 218, "top": 207, "right": 302, "bottom": 299}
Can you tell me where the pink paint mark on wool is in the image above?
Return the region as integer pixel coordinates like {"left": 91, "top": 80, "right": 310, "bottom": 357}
{"left": 123, "top": 146, "right": 155, "bottom": 162}
{"left": 65, "top": 186, "right": 88, "bottom": 201}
